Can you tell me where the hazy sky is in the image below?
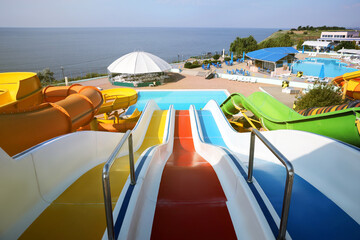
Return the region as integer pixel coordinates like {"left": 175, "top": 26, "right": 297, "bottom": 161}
{"left": 0, "top": 0, "right": 359, "bottom": 28}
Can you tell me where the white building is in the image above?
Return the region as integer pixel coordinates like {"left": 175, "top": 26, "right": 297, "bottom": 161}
{"left": 318, "top": 31, "right": 360, "bottom": 45}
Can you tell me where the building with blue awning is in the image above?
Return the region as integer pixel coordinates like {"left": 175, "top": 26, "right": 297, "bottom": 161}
{"left": 246, "top": 47, "right": 298, "bottom": 74}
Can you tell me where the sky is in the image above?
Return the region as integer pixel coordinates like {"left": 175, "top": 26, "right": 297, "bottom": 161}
{"left": 0, "top": 0, "right": 359, "bottom": 28}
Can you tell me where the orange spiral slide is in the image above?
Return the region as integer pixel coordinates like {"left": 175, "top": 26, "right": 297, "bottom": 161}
{"left": 0, "top": 73, "right": 103, "bottom": 156}
{"left": 332, "top": 70, "right": 360, "bottom": 100}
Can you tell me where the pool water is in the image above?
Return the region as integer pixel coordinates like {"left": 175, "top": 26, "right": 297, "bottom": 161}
{"left": 126, "top": 90, "right": 228, "bottom": 114}
{"left": 291, "top": 58, "right": 357, "bottom": 78}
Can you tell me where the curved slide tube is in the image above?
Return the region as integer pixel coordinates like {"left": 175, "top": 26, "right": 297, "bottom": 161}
{"left": 79, "top": 108, "right": 142, "bottom": 132}
{"left": 97, "top": 88, "right": 138, "bottom": 115}
{"left": 297, "top": 100, "right": 360, "bottom": 116}
{"left": 201, "top": 100, "right": 360, "bottom": 239}
{"left": 1, "top": 100, "right": 170, "bottom": 239}
{"left": 332, "top": 70, "right": 360, "bottom": 100}
{"left": 0, "top": 84, "right": 103, "bottom": 156}
{"left": 0, "top": 72, "right": 43, "bottom": 112}
{"left": 221, "top": 91, "right": 360, "bottom": 147}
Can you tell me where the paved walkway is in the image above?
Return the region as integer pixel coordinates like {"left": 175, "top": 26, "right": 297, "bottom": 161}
{"left": 260, "top": 86, "right": 297, "bottom": 108}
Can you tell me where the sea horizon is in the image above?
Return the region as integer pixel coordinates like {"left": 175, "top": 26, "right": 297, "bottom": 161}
{"left": 0, "top": 27, "right": 277, "bottom": 79}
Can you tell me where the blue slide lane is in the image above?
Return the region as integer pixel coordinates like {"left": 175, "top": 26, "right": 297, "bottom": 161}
{"left": 197, "top": 110, "right": 360, "bottom": 240}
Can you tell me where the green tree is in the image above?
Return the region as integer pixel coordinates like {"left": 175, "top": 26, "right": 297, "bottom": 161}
{"left": 37, "top": 68, "right": 55, "bottom": 85}
{"left": 295, "top": 82, "right": 344, "bottom": 110}
{"left": 230, "top": 35, "right": 258, "bottom": 55}
{"left": 297, "top": 39, "right": 304, "bottom": 50}
{"left": 334, "top": 41, "right": 358, "bottom": 51}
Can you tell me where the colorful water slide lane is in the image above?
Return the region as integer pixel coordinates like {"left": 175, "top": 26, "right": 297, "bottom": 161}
{"left": 197, "top": 100, "right": 360, "bottom": 239}
{"left": 221, "top": 91, "right": 360, "bottom": 147}
{"left": 1, "top": 100, "right": 169, "bottom": 240}
{"left": 112, "top": 108, "right": 274, "bottom": 239}
{"left": 151, "top": 110, "right": 236, "bottom": 239}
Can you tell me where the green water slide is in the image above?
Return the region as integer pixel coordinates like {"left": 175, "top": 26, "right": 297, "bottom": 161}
{"left": 220, "top": 92, "right": 360, "bottom": 147}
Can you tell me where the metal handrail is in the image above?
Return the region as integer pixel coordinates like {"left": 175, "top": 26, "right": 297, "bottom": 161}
{"left": 247, "top": 129, "right": 294, "bottom": 240}
{"left": 102, "top": 130, "right": 135, "bottom": 240}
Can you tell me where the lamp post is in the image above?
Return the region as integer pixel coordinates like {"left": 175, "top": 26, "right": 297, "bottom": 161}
{"left": 61, "top": 66, "right": 65, "bottom": 80}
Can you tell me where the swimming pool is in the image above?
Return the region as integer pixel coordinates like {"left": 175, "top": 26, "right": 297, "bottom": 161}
{"left": 291, "top": 58, "right": 357, "bottom": 78}
{"left": 126, "top": 90, "right": 229, "bottom": 114}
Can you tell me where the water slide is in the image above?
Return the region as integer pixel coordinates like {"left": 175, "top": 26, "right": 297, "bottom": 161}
{"left": 110, "top": 108, "right": 275, "bottom": 239}
{"left": 194, "top": 100, "right": 360, "bottom": 239}
{"left": 0, "top": 100, "right": 171, "bottom": 239}
{"left": 79, "top": 88, "right": 139, "bottom": 132}
{"left": 109, "top": 102, "right": 360, "bottom": 240}
{"left": 0, "top": 83, "right": 104, "bottom": 156}
{"left": 332, "top": 70, "right": 360, "bottom": 100}
{"left": 97, "top": 88, "right": 138, "bottom": 115}
{"left": 79, "top": 108, "right": 142, "bottom": 132}
{"left": 0, "top": 72, "right": 43, "bottom": 112}
{"left": 150, "top": 110, "right": 236, "bottom": 239}
{"left": 221, "top": 91, "right": 360, "bottom": 147}
{"left": 0, "top": 73, "right": 140, "bottom": 156}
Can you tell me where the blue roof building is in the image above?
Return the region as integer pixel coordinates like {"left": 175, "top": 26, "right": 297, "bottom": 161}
{"left": 246, "top": 47, "right": 298, "bottom": 73}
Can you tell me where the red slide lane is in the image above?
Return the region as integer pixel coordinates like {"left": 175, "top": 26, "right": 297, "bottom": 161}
{"left": 151, "top": 110, "right": 236, "bottom": 239}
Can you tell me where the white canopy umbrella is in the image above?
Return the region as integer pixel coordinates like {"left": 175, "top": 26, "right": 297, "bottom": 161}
{"left": 302, "top": 41, "right": 331, "bottom": 48}
{"left": 337, "top": 49, "right": 360, "bottom": 56}
{"left": 108, "top": 51, "right": 172, "bottom": 74}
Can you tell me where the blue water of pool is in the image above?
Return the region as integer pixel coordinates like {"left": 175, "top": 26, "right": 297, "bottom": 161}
{"left": 126, "top": 90, "right": 228, "bottom": 114}
{"left": 291, "top": 58, "right": 357, "bottom": 78}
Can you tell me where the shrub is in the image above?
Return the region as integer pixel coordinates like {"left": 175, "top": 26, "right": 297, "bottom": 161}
{"left": 184, "top": 62, "right": 193, "bottom": 68}
{"left": 184, "top": 61, "right": 201, "bottom": 69}
{"left": 303, "top": 31, "right": 308, "bottom": 35}
{"left": 37, "top": 68, "right": 55, "bottom": 85}
{"left": 224, "top": 57, "right": 231, "bottom": 61}
{"left": 294, "top": 82, "right": 344, "bottom": 110}
{"left": 213, "top": 54, "right": 220, "bottom": 60}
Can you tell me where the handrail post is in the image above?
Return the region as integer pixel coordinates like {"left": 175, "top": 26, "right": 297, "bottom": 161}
{"left": 247, "top": 131, "right": 255, "bottom": 183}
{"left": 103, "top": 167, "right": 115, "bottom": 240}
{"left": 247, "top": 129, "right": 294, "bottom": 240}
{"left": 278, "top": 171, "right": 294, "bottom": 240}
{"left": 102, "top": 130, "right": 135, "bottom": 240}
{"left": 128, "top": 133, "right": 136, "bottom": 185}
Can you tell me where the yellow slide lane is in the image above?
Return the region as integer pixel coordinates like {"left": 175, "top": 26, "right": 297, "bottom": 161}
{"left": 20, "top": 110, "right": 168, "bottom": 240}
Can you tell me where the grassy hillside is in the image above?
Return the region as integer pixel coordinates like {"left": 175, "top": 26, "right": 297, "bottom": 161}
{"left": 261, "top": 30, "right": 320, "bottom": 44}
{"left": 261, "top": 28, "right": 356, "bottom": 45}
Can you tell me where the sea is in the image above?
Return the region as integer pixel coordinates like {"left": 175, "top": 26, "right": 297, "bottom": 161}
{"left": 0, "top": 27, "right": 277, "bottom": 79}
